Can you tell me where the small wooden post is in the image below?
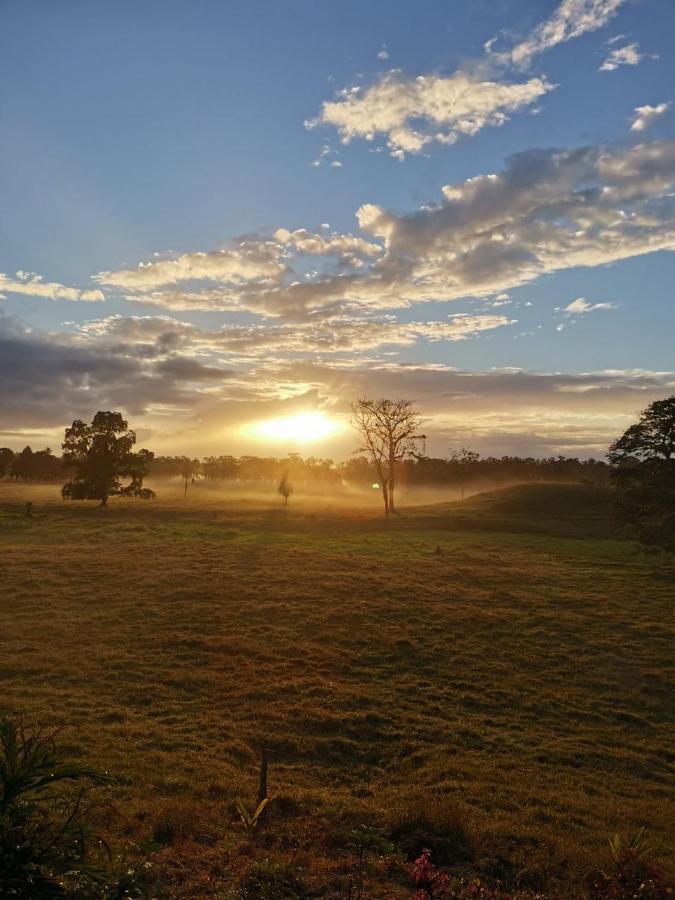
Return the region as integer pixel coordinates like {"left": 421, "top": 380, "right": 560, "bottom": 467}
{"left": 257, "top": 748, "right": 269, "bottom": 805}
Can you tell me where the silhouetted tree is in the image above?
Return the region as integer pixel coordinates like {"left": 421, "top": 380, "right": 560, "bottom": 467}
{"left": 61, "top": 411, "right": 155, "bottom": 507}
{"left": 277, "top": 471, "right": 292, "bottom": 506}
{"left": 0, "top": 447, "right": 15, "bottom": 478}
{"left": 448, "top": 447, "right": 480, "bottom": 500}
{"left": 177, "top": 455, "right": 199, "bottom": 497}
{"left": 608, "top": 396, "right": 675, "bottom": 551}
{"left": 351, "top": 398, "right": 426, "bottom": 516}
{"left": 11, "top": 446, "right": 34, "bottom": 481}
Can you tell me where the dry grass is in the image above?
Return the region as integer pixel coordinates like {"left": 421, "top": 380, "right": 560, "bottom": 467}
{"left": 0, "top": 481, "right": 673, "bottom": 897}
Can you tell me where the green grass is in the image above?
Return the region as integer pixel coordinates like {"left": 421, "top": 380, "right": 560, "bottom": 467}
{"left": 0, "top": 481, "right": 673, "bottom": 897}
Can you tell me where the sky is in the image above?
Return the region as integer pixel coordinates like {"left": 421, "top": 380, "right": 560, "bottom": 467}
{"left": 1, "top": 0, "right": 674, "bottom": 460}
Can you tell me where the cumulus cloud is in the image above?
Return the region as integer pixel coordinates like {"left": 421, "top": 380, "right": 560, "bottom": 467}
{"left": 95, "top": 228, "right": 384, "bottom": 316}
{"left": 273, "top": 228, "right": 380, "bottom": 260}
{"left": 630, "top": 102, "right": 670, "bottom": 132}
{"left": 599, "top": 41, "right": 642, "bottom": 71}
{"left": 97, "top": 138, "right": 675, "bottom": 319}
{"left": 309, "top": 0, "right": 625, "bottom": 158}
{"left": 307, "top": 70, "right": 553, "bottom": 159}
{"left": 0, "top": 271, "right": 104, "bottom": 302}
{"left": 0, "top": 310, "right": 231, "bottom": 432}
{"left": 563, "top": 297, "right": 616, "bottom": 315}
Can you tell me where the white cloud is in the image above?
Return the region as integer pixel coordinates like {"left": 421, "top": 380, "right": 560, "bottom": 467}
{"left": 308, "top": 70, "right": 553, "bottom": 159}
{"left": 309, "top": 0, "right": 626, "bottom": 158}
{"left": 377, "top": 47, "right": 389, "bottom": 61}
{"left": 98, "top": 138, "right": 675, "bottom": 319}
{"left": 94, "top": 243, "right": 284, "bottom": 290}
{"left": 563, "top": 297, "right": 617, "bottom": 315}
{"left": 0, "top": 272, "right": 104, "bottom": 302}
{"left": 630, "top": 102, "right": 670, "bottom": 132}
{"left": 501, "top": 0, "right": 625, "bottom": 68}
{"left": 599, "top": 41, "right": 642, "bottom": 71}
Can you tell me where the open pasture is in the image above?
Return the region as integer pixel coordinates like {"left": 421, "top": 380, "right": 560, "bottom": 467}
{"left": 0, "top": 481, "right": 673, "bottom": 897}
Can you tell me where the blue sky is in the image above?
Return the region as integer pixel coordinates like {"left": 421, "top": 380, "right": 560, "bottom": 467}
{"left": 1, "top": 0, "right": 674, "bottom": 457}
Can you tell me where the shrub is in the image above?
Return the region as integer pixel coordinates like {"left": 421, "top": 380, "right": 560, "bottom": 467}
{"left": 585, "top": 828, "right": 670, "bottom": 899}
{"left": 0, "top": 716, "right": 131, "bottom": 898}
{"left": 237, "top": 859, "right": 324, "bottom": 898}
{"left": 389, "top": 797, "right": 474, "bottom": 868}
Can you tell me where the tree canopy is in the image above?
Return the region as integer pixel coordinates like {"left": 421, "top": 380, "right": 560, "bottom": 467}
{"left": 61, "top": 411, "right": 155, "bottom": 507}
{"left": 608, "top": 396, "right": 675, "bottom": 552}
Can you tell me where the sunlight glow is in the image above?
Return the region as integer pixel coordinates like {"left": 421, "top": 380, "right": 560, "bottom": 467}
{"left": 251, "top": 411, "right": 338, "bottom": 443}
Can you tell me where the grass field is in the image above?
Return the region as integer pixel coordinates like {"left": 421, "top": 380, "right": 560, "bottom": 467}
{"left": 1, "top": 481, "right": 673, "bottom": 898}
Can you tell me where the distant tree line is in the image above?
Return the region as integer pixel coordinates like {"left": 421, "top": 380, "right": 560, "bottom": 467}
{"left": 145, "top": 450, "right": 611, "bottom": 491}
{"left": 3, "top": 395, "right": 673, "bottom": 552}
{"left": 0, "top": 446, "right": 65, "bottom": 482}
{"left": 1, "top": 444, "right": 611, "bottom": 490}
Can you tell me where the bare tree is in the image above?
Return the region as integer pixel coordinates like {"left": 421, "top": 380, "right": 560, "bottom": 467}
{"left": 351, "top": 398, "right": 426, "bottom": 517}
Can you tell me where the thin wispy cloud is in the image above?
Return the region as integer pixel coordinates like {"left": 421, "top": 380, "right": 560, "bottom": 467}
{"left": 495, "top": 0, "right": 625, "bottom": 68}
{"left": 72, "top": 312, "right": 515, "bottom": 357}
{"left": 0, "top": 272, "right": 104, "bottom": 303}
{"left": 563, "top": 297, "right": 617, "bottom": 315}
{"left": 3, "top": 308, "right": 673, "bottom": 457}
{"left": 599, "top": 41, "right": 643, "bottom": 71}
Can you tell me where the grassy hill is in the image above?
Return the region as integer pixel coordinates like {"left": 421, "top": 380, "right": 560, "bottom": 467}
{"left": 404, "top": 482, "right": 615, "bottom": 538}
{"left": 0, "top": 481, "right": 673, "bottom": 897}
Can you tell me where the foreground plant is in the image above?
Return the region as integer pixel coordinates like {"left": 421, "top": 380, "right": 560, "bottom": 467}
{"left": 235, "top": 796, "right": 273, "bottom": 841}
{"left": 410, "top": 848, "right": 450, "bottom": 898}
{"left": 586, "top": 828, "right": 669, "bottom": 899}
{"left": 0, "top": 716, "right": 122, "bottom": 898}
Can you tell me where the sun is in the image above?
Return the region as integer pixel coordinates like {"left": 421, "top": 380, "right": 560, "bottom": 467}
{"left": 251, "top": 411, "right": 338, "bottom": 443}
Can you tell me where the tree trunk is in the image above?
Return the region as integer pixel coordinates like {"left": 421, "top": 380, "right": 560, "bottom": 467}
{"left": 381, "top": 482, "right": 390, "bottom": 518}
{"left": 388, "top": 452, "right": 396, "bottom": 513}
{"left": 98, "top": 492, "right": 108, "bottom": 508}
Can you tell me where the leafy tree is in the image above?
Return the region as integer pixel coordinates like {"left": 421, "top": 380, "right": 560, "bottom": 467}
{"left": 0, "top": 448, "right": 14, "bottom": 478}
{"left": 11, "top": 446, "right": 34, "bottom": 481}
{"left": 608, "top": 396, "right": 675, "bottom": 551}
{"left": 61, "top": 412, "right": 155, "bottom": 507}
{"left": 351, "top": 398, "right": 426, "bottom": 517}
